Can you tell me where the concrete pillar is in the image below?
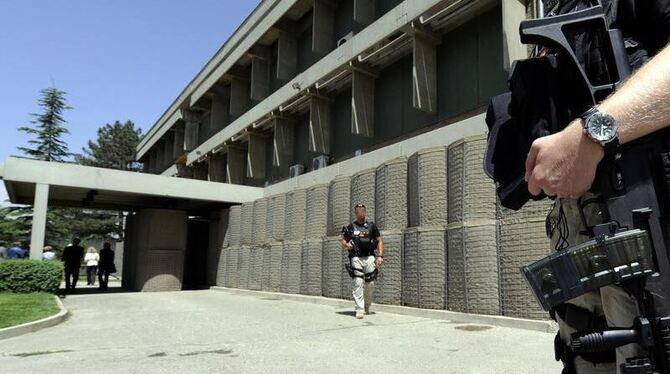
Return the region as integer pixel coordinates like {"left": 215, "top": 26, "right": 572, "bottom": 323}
{"left": 247, "top": 133, "right": 267, "bottom": 181}
{"left": 226, "top": 145, "right": 246, "bottom": 185}
{"left": 353, "top": 0, "right": 375, "bottom": 26}
{"left": 312, "top": 0, "right": 335, "bottom": 54}
{"left": 250, "top": 46, "right": 272, "bottom": 102}
{"left": 412, "top": 34, "right": 438, "bottom": 113}
{"left": 230, "top": 77, "right": 251, "bottom": 118}
{"left": 277, "top": 31, "right": 298, "bottom": 80}
{"left": 176, "top": 163, "right": 194, "bottom": 179}
{"left": 193, "top": 163, "right": 209, "bottom": 181}
{"left": 502, "top": 0, "right": 528, "bottom": 72}
{"left": 156, "top": 141, "right": 166, "bottom": 173}
{"left": 309, "top": 96, "right": 331, "bottom": 154}
{"left": 351, "top": 70, "right": 375, "bottom": 137}
{"left": 272, "top": 118, "right": 295, "bottom": 171}
{"left": 210, "top": 86, "right": 230, "bottom": 133}
{"left": 173, "top": 122, "right": 185, "bottom": 159}
{"left": 163, "top": 132, "right": 174, "bottom": 167}
{"left": 29, "top": 183, "right": 49, "bottom": 260}
{"left": 131, "top": 209, "right": 187, "bottom": 292}
{"left": 149, "top": 149, "right": 158, "bottom": 174}
{"left": 181, "top": 109, "right": 200, "bottom": 152}
{"left": 208, "top": 154, "right": 227, "bottom": 183}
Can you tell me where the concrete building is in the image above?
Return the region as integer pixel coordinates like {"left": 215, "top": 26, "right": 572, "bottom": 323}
{"left": 2, "top": 1, "right": 556, "bottom": 319}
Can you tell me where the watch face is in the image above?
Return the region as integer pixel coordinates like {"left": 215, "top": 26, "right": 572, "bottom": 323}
{"left": 586, "top": 113, "right": 617, "bottom": 142}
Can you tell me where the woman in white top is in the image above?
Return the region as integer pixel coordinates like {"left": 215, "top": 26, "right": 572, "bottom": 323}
{"left": 84, "top": 246, "right": 99, "bottom": 286}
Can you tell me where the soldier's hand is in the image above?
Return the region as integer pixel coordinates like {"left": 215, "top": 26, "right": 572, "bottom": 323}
{"left": 345, "top": 242, "right": 353, "bottom": 251}
{"left": 525, "top": 120, "right": 604, "bottom": 199}
{"left": 375, "top": 257, "right": 384, "bottom": 266}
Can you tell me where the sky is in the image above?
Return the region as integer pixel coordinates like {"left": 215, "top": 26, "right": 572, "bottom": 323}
{"left": 0, "top": 0, "right": 261, "bottom": 204}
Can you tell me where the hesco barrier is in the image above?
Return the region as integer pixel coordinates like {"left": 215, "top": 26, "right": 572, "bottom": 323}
{"left": 375, "top": 230, "right": 402, "bottom": 305}
{"left": 499, "top": 199, "right": 553, "bottom": 319}
{"left": 238, "top": 245, "right": 252, "bottom": 289}
{"left": 267, "top": 193, "right": 287, "bottom": 242}
{"left": 280, "top": 240, "right": 302, "bottom": 294}
{"left": 300, "top": 239, "right": 323, "bottom": 296}
{"left": 241, "top": 202, "right": 254, "bottom": 245}
{"left": 252, "top": 198, "right": 268, "bottom": 245}
{"left": 225, "top": 246, "right": 239, "bottom": 289}
{"left": 350, "top": 168, "right": 376, "bottom": 223}
{"left": 375, "top": 157, "right": 408, "bottom": 231}
{"left": 403, "top": 226, "right": 447, "bottom": 309}
{"left": 215, "top": 247, "right": 227, "bottom": 287}
{"left": 268, "top": 241, "right": 283, "bottom": 292}
{"left": 261, "top": 244, "right": 272, "bottom": 291}
{"left": 306, "top": 184, "right": 329, "bottom": 238}
{"left": 248, "top": 245, "right": 263, "bottom": 291}
{"left": 322, "top": 236, "right": 343, "bottom": 299}
{"left": 408, "top": 146, "right": 448, "bottom": 227}
{"left": 284, "top": 189, "right": 307, "bottom": 241}
{"left": 224, "top": 206, "right": 241, "bottom": 247}
{"left": 447, "top": 135, "right": 497, "bottom": 225}
{"left": 447, "top": 222, "right": 500, "bottom": 315}
{"left": 328, "top": 176, "right": 351, "bottom": 236}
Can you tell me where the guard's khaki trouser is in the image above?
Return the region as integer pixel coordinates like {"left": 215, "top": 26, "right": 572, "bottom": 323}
{"left": 549, "top": 195, "right": 643, "bottom": 373}
{"left": 351, "top": 255, "right": 375, "bottom": 311}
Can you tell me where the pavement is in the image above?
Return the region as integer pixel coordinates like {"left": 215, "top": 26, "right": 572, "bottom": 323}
{"left": 0, "top": 289, "right": 562, "bottom": 374}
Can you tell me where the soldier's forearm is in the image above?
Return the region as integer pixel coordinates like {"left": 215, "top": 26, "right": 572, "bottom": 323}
{"left": 600, "top": 44, "right": 670, "bottom": 144}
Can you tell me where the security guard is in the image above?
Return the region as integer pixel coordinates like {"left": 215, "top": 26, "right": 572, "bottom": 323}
{"left": 341, "top": 203, "right": 384, "bottom": 319}
{"left": 524, "top": 1, "right": 670, "bottom": 372}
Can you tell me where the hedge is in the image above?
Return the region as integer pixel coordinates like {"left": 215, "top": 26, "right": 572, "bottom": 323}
{"left": 0, "top": 260, "right": 63, "bottom": 294}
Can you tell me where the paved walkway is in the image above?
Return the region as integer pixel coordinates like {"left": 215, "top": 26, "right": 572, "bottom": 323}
{"left": 0, "top": 290, "right": 562, "bottom": 373}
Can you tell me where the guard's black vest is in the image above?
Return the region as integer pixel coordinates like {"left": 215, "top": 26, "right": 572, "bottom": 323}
{"left": 346, "top": 221, "right": 378, "bottom": 257}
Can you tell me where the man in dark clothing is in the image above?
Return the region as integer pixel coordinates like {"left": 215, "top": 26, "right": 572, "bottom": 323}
{"left": 6, "top": 241, "right": 25, "bottom": 259}
{"left": 340, "top": 203, "right": 384, "bottom": 319}
{"left": 62, "top": 238, "right": 84, "bottom": 291}
{"left": 98, "top": 242, "right": 115, "bottom": 291}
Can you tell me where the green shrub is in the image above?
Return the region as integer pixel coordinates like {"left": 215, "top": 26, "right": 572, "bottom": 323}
{"left": 0, "top": 260, "right": 63, "bottom": 294}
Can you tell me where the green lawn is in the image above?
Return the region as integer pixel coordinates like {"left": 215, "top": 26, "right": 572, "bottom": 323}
{"left": 0, "top": 293, "right": 60, "bottom": 329}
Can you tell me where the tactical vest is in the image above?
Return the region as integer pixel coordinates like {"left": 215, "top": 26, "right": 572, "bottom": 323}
{"left": 347, "top": 221, "right": 378, "bottom": 257}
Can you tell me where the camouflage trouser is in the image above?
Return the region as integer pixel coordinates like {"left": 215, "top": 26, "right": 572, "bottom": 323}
{"left": 548, "top": 193, "right": 643, "bottom": 373}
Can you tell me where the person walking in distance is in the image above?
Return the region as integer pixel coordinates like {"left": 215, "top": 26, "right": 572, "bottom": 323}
{"left": 341, "top": 203, "right": 384, "bottom": 319}
{"left": 62, "top": 238, "right": 84, "bottom": 291}
{"left": 84, "top": 246, "right": 99, "bottom": 286}
{"left": 98, "top": 242, "right": 115, "bottom": 291}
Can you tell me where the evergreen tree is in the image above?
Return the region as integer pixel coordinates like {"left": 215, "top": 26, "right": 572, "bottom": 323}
{"left": 18, "top": 87, "right": 72, "bottom": 161}
{"left": 78, "top": 120, "right": 143, "bottom": 171}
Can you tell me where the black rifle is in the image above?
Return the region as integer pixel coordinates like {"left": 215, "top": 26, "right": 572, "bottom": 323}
{"left": 486, "top": 6, "right": 670, "bottom": 373}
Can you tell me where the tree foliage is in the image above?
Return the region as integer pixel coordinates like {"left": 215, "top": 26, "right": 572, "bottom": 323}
{"left": 17, "top": 87, "right": 72, "bottom": 162}
{"left": 78, "top": 120, "right": 142, "bottom": 171}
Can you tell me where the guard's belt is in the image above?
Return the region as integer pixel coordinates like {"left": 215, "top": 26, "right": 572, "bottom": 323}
{"left": 345, "top": 263, "right": 378, "bottom": 282}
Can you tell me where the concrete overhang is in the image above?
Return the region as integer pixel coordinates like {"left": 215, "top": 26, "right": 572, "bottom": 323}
{"left": 1, "top": 157, "right": 263, "bottom": 211}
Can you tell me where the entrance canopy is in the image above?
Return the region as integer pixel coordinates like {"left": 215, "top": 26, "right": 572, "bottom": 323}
{"left": 0, "top": 157, "right": 263, "bottom": 259}
{"left": 1, "top": 156, "right": 262, "bottom": 210}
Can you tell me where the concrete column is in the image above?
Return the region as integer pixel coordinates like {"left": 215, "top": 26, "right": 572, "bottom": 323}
{"left": 351, "top": 70, "right": 375, "bottom": 137}
{"left": 312, "top": 0, "right": 335, "bottom": 54}
{"left": 210, "top": 86, "right": 230, "bottom": 133}
{"left": 181, "top": 109, "right": 200, "bottom": 152}
{"left": 30, "top": 183, "right": 49, "bottom": 260}
{"left": 272, "top": 118, "right": 295, "bottom": 171}
{"left": 309, "top": 96, "right": 331, "bottom": 154}
{"left": 163, "top": 132, "right": 174, "bottom": 167}
{"left": 250, "top": 45, "right": 272, "bottom": 101}
{"left": 156, "top": 141, "right": 166, "bottom": 173}
{"left": 173, "top": 122, "right": 185, "bottom": 159}
{"left": 353, "top": 0, "right": 375, "bottom": 26}
{"left": 230, "top": 77, "right": 251, "bottom": 118}
{"left": 502, "top": 0, "right": 528, "bottom": 72}
{"left": 412, "top": 33, "right": 438, "bottom": 113}
{"left": 176, "top": 163, "right": 194, "bottom": 179}
{"left": 208, "top": 154, "right": 227, "bottom": 183}
{"left": 247, "top": 133, "right": 267, "bottom": 181}
{"left": 193, "top": 163, "right": 209, "bottom": 181}
{"left": 149, "top": 149, "right": 158, "bottom": 174}
{"left": 277, "top": 31, "right": 298, "bottom": 80}
{"left": 226, "top": 145, "right": 246, "bottom": 185}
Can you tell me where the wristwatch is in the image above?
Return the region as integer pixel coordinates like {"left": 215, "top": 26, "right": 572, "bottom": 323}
{"left": 581, "top": 107, "right": 620, "bottom": 155}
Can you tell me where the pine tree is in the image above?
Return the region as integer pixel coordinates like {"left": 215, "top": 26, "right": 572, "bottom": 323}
{"left": 78, "top": 120, "right": 143, "bottom": 171}
{"left": 18, "top": 87, "right": 72, "bottom": 162}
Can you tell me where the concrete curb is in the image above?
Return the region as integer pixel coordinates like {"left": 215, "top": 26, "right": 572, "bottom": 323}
{"left": 0, "top": 295, "right": 69, "bottom": 340}
{"left": 210, "top": 287, "right": 557, "bottom": 333}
